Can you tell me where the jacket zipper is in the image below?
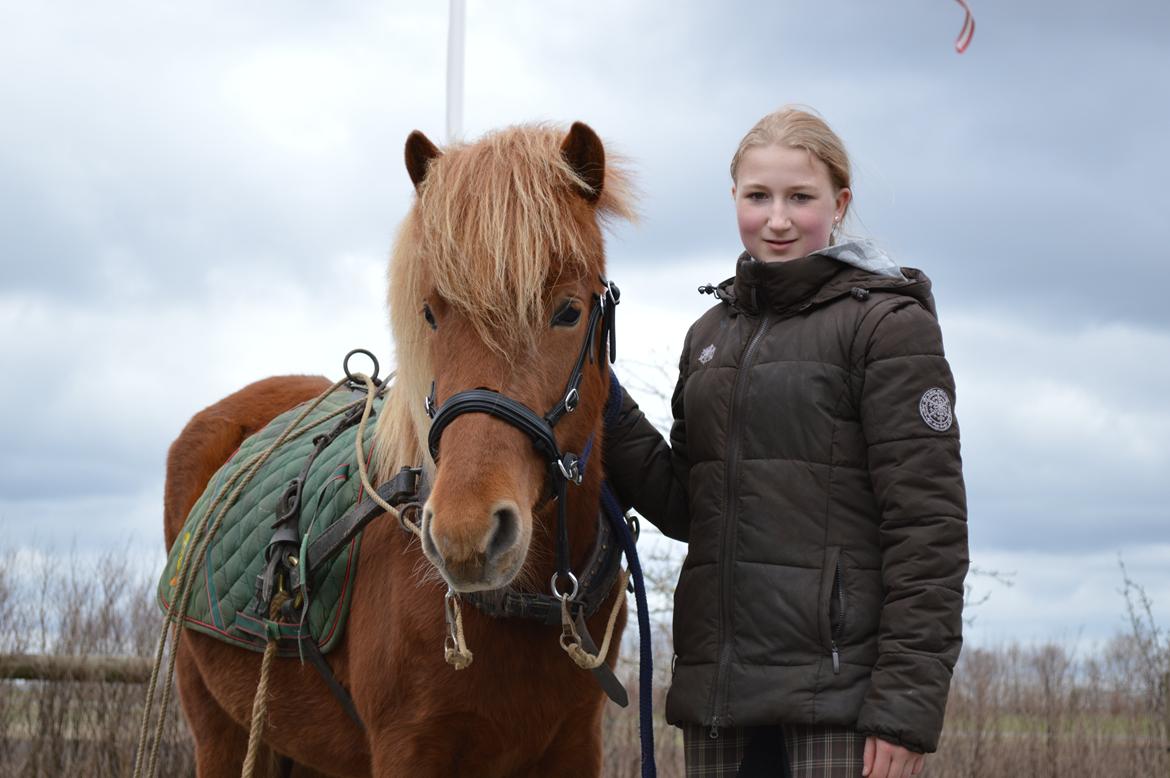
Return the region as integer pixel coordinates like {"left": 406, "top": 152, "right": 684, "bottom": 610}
{"left": 830, "top": 560, "right": 845, "bottom": 674}
{"left": 708, "top": 311, "right": 773, "bottom": 734}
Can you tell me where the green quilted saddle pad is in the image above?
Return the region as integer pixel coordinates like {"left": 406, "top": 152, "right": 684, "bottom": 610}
{"left": 157, "top": 388, "right": 384, "bottom": 656}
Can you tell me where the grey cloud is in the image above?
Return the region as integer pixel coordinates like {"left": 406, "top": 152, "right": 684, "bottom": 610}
{"left": 0, "top": 2, "right": 438, "bottom": 307}
{"left": 542, "top": 1, "right": 1170, "bottom": 324}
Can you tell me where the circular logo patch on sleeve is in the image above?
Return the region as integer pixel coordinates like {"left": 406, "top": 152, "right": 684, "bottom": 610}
{"left": 919, "top": 387, "right": 953, "bottom": 432}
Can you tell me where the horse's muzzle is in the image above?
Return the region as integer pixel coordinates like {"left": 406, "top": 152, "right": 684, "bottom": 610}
{"left": 420, "top": 499, "right": 528, "bottom": 592}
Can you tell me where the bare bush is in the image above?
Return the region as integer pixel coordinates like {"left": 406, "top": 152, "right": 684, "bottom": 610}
{"left": 4, "top": 539, "right": 1168, "bottom": 777}
{"left": 0, "top": 550, "right": 193, "bottom": 777}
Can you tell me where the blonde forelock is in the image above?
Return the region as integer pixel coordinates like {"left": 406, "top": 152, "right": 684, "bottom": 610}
{"left": 410, "top": 124, "right": 634, "bottom": 355}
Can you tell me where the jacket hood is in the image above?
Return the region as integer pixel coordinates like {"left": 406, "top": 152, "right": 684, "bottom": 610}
{"left": 816, "top": 239, "right": 906, "bottom": 280}
{"left": 713, "top": 240, "right": 936, "bottom": 316}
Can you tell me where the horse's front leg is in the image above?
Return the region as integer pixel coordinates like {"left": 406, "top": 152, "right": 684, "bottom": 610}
{"left": 519, "top": 704, "right": 605, "bottom": 778}
{"left": 176, "top": 642, "right": 256, "bottom": 777}
{"left": 367, "top": 716, "right": 471, "bottom": 777}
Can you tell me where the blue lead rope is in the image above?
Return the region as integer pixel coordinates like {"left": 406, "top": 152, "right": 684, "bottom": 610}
{"left": 600, "top": 371, "right": 657, "bottom": 778}
{"left": 601, "top": 482, "right": 656, "bottom": 777}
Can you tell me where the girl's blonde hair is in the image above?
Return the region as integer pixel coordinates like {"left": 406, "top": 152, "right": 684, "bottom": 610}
{"left": 730, "top": 106, "right": 853, "bottom": 224}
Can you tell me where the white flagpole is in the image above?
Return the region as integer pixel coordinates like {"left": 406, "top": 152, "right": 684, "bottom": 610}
{"left": 446, "top": 0, "right": 466, "bottom": 142}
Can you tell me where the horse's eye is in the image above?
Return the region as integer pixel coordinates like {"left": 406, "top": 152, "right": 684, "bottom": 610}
{"left": 423, "top": 303, "right": 437, "bottom": 330}
{"left": 551, "top": 301, "right": 581, "bottom": 327}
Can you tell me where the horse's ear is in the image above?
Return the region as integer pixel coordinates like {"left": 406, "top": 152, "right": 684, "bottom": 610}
{"left": 405, "top": 130, "right": 442, "bottom": 191}
{"left": 561, "top": 122, "right": 605, "bottom": 203}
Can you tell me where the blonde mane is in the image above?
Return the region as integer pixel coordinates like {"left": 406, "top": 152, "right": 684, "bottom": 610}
{"left": 372, "top": 124, "right": 635, "bottom": 481}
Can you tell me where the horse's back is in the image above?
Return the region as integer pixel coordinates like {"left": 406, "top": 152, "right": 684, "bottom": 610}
{"left": 163, "top": 375, "right": 331, "bottom": 550}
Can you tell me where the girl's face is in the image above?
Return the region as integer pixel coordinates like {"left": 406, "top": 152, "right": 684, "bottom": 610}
{"left": 732, "top": 144, "right": 851, "bottom": 263}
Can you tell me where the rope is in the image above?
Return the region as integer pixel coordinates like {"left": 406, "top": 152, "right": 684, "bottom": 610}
{"left": 559, "top": 570, "right": 628, "bottom": 669}
{"left": 242, "top": 591, "right": 287, "bottom": 778}
{"left": 443, "top": 590, "right": 474, "bottom": 669}
{"left": 351, "top": 372, "right": 409, "bottom": 534}
{"left": 241, "top": 638, "right": 278, "bottom": 778}
{"left": 133, "top": 376, "right": 369, "bottom": 778}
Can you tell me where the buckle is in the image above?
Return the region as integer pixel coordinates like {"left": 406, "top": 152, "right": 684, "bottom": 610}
{"left": 424, "top": 381, "right": 437, "bottom": 419}
{"left": 563, "top": 387, "right": 580, "bottom": 413}
{"left": 274, "top": 479, "right": 302, "bottom": 526}
{"left": 557, "top": 453, "right": 582, "bottom": 485}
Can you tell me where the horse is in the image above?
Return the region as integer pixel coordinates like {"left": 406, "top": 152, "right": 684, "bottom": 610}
{"left": 161, "top": 122, "right": 637, "bottom": 776}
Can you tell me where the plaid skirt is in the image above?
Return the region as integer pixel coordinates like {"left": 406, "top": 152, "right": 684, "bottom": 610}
{"left": 681, "top": 721, "right": 866, "bottom": 778}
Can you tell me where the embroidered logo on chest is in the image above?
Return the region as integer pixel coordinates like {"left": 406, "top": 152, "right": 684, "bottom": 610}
{"left": 919, "top": 387, "right": 953, "bottom": 432}
{"left": 698, "top": 344, "right": 716, "bottom": 364}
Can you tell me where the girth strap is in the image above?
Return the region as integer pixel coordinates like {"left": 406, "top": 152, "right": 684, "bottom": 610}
{"left": 271, "top": 468, "right": 421, "bottom": 742}
{"left": 300, "top": 633, "right": 366, "bottom": 733}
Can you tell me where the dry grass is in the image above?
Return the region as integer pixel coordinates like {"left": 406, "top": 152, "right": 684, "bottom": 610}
{"left": 2, "top": 545, "right": 1167, "bottom": 777}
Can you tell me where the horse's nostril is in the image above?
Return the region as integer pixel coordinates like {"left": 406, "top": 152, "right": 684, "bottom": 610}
{"left": 487, "top": 503, "right": 520, "bottom": 560}
{"left": 421, "top": 506, "right": 442, "bottom": 563}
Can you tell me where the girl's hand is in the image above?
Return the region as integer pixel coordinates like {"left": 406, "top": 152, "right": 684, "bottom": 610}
{"left": 862, "top": 735, "right": 925, "bottom": 778}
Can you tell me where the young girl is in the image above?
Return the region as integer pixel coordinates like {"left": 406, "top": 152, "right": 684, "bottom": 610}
{"left": 606, "top": 107, "right": 968, "bottom": 778}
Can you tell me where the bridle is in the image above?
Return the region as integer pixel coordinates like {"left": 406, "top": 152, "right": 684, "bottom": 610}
{"left": 424, "top": 277, "right": 620, "bottom": 601}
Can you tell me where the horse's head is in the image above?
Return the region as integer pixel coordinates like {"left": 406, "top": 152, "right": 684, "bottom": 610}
{"left": 379, "top": 123, "right": 633, "bottom": 593}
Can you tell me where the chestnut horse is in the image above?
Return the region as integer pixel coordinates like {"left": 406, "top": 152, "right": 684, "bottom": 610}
{"left": 162, "top": 123, "right": 636, "bottom": 776}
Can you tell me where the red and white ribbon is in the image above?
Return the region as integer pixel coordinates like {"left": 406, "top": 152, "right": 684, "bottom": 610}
{"left": 954, "top": 0, "right": 975, "bottom": 53}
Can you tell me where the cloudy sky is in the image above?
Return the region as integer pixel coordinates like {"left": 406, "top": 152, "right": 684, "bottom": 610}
{"left": 2, "top": 0, "right": 1168, "bottom": 648}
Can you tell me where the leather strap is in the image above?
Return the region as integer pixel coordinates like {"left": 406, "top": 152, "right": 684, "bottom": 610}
{"left": 428, "top": 390, "right": 560, "bottom": 463}
{"left": 301, "top": 632, "right": 367, "bottom": 734}
{"left": 291, "top": 467, "right": 421, "bottom": 590}
{"left": 257, "top": 393, "right": 370, "bottom": 609}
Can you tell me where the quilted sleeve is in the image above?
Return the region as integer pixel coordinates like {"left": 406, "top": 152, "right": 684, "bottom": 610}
{"left": 603, "top": 329, "right": 692, "bottom": 541}
{"left": 853, "top": 298, "right": 969, "bottom": 754}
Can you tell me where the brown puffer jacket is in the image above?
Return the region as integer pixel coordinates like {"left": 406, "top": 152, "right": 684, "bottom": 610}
{"left": 605, "top": 251, "right": 968, "bottom": 753}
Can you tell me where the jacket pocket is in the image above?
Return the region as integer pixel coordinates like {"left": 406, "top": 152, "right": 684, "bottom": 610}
{"left": 818, "top": 546, "right": 845, "bottom": 674}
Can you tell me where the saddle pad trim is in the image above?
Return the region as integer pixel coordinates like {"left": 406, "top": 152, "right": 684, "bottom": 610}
{"left": 157, "top": 534, "right": 360, "bottom": 655}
